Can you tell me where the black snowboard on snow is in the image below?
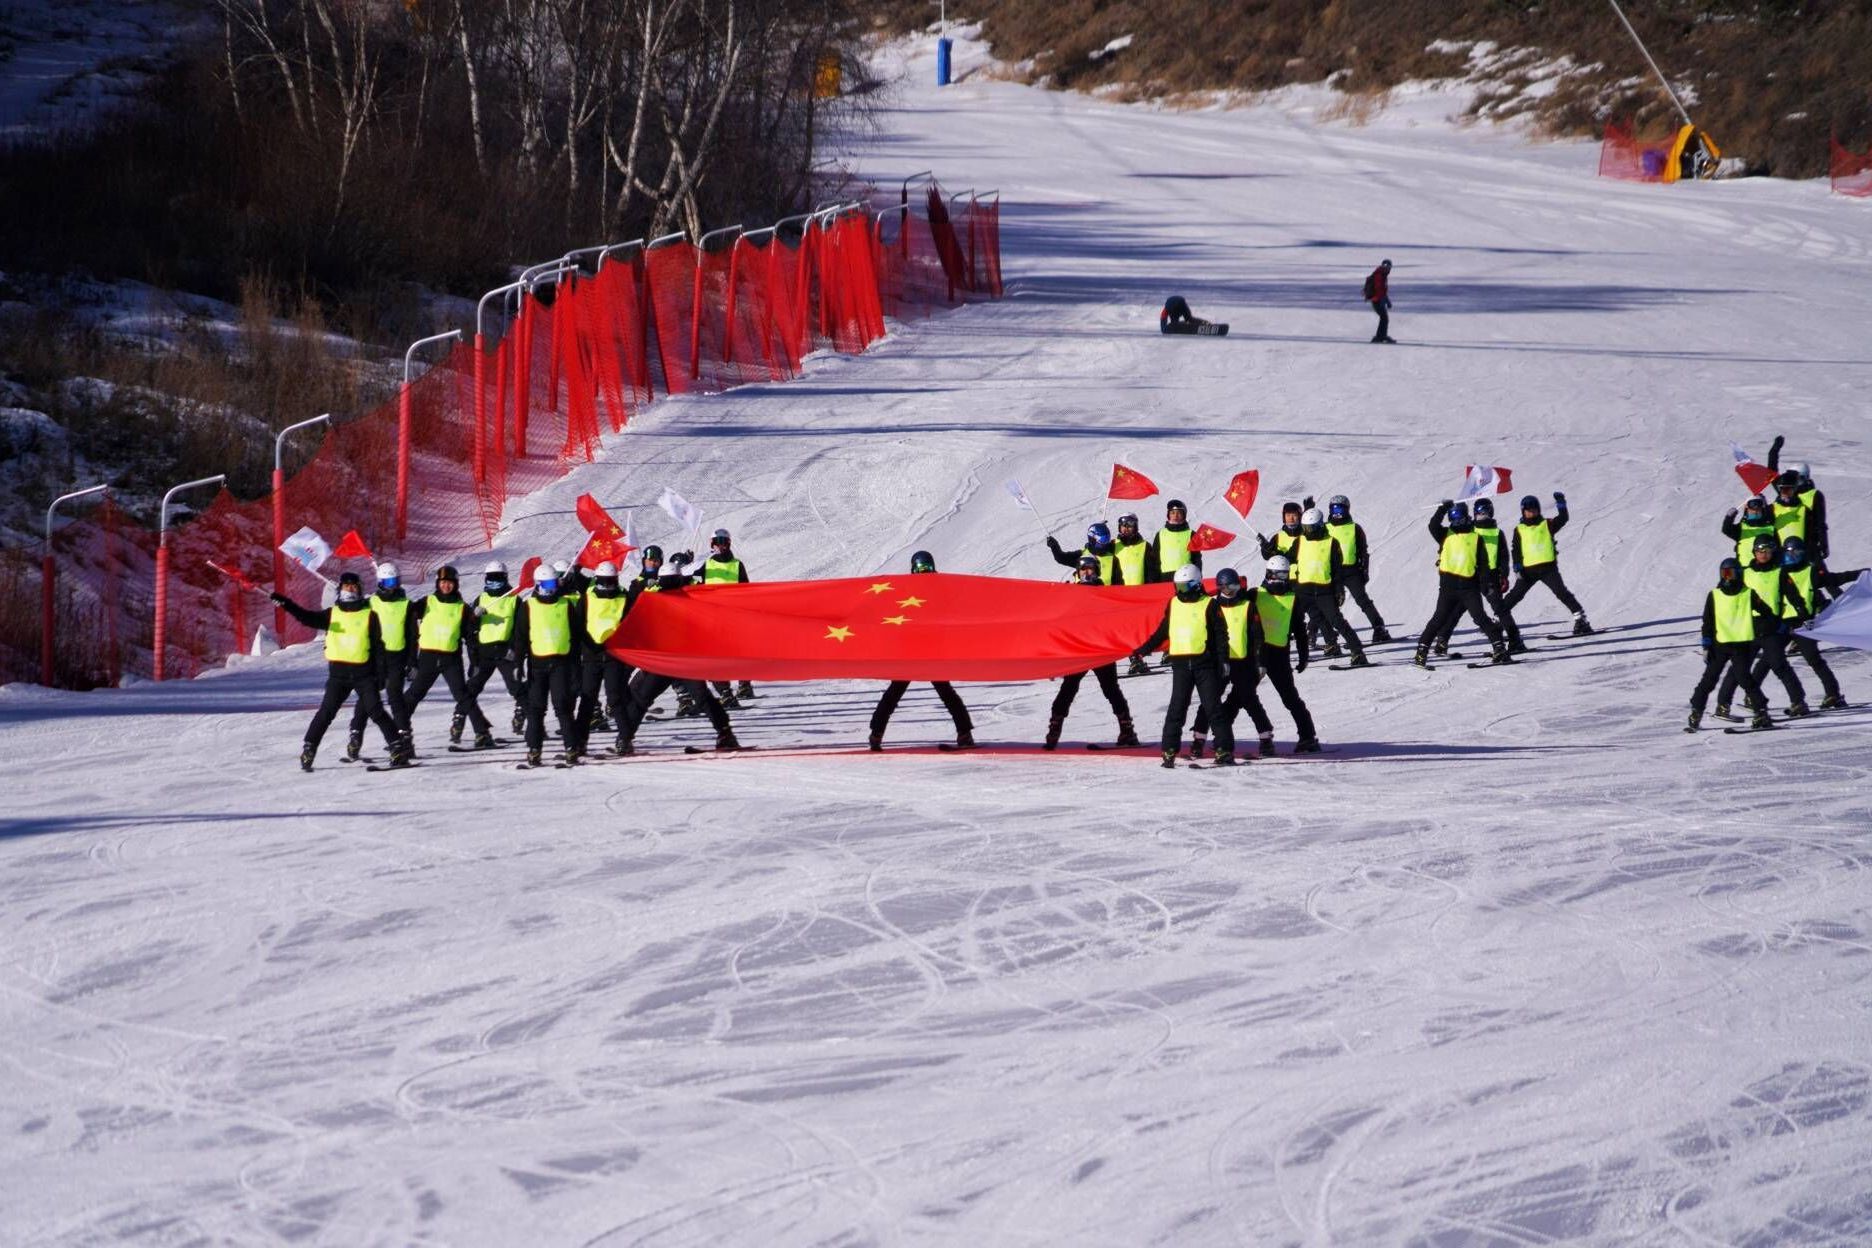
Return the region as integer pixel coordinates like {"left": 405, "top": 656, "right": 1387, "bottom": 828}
{"left": 1163, "top": 321, "right": 1229, "bottom": 337}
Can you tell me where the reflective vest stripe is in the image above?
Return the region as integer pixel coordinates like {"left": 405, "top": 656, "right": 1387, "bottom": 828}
{"left": 1296, "top": 535, "right": 1334, "bottom": 586}
{"left": 1781, "top": 565, "right": 1814, "bottom": 619}
{"left": 586, "top": 593, "right": 627, "bottom": 643}
{"left": 477, "top": 593, "right": 519, "bottom": 643}
{"left": 1325, "top": 520, "right": 1357, "bottom": 565}
{"left": 1438, "top": 531, "right": 1480, "bottom": 577}
{"left": 368, "top": 596, "right": 410, "bottom": 652}
{"left": 417, "top": 599, "right": 465, "bottom": 652}
{"left": 1115, "top": 541, "right": 1148, "bottom": 587}
{"left": 1168, "top": 596, "right": 1210, "bottom": 656}
{"left": 1256, "top": 588, "right": 1296, "bottom": 648}
{"left": 702, "top": 558, "right": 743, "bottom": 584}
{"left": 1517, "top": 520, "right": 1556, "bottom": 567}
{"left": 1157, "top": 528, "right": 1193, "bottom": 571}
{"left": 324, "top": 604, "right": 372, "bottom": 664}
{"left": 1711, "top": 588, "right": 1756, "bottom": 644}
{"left": 1742, "top": 565, "right": 1782, "bottom": 614}
{"left": 526, "top": 597, "right": 573, "bottom": 657}
{"left": 1220, "top": 599, "right": 1250, "bottom": 660}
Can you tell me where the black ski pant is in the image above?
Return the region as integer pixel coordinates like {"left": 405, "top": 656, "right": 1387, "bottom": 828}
{"left": 1779, "top": 634, "right": 1841, "bottom": 701}
{"left": 1502, "top": 564, "right": 1583, "bottom": 617}
{"left": 1728, "top": 632, "right": 1804, "bottom": 706}
{"left": 466, "top": 644, "right": 526, "bottom": 706}
{"left": 1161, "top": 657, "right": 1230, "bottom": 757}
{"left": 306, "top": 664, "right": 398, "bottom": 751}
{"left": 1371, "top": 298, "right": 1390, "bottom": 342}
{"left": 523, "top": 655, "right": 579, "bottom": 752}
{"left": 1341, "top": 571, "right": 1385, "bottom": 631}
{"left": 1420, "top": 574, "right": 1502, "bottom": 653}
{"left": 1224, "top": 647, "right": 1315, "bottom": 742}
{"left": 1051, "top": 663, "right": 1130, "bottom": 724}
{"left": 619, "top": 670, "right": 731, "bottom": 740}
{"left": 404, "top": 649, "right": 492, "bottom": 736}
{"left": 576, "top": 654, "right": 636, "bottom": 748}
{"left": 1693, "top": 643, "right": 1765, "bottom": 713}
{"left": 1435, "top": 577, "right": 1521, "bottom": 650}
{"left": 871, "top": 680, "right": 972, "bottom": 740}
{"left": 1298, "top": 586, "right": 1364, "bottom": 657}
{"left": 348, "top": 650, "right": 411, "bottom": 739}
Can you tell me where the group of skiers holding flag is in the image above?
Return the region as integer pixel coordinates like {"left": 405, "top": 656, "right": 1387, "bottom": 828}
{"left": 269, "top": 436, "right": 1859, "bottom": 771}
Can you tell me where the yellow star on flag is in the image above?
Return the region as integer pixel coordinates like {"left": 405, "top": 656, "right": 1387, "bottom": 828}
{"left": 897, "top": 595, "right": 926, "bottom": 608}
{"left": 864, "top": 582, "right": 894, "bottom": 595}
{"left": 882, "top": 614, "right": 909, "bottom": 626}
{"left": 825, "top": 625, "right": 853, "bottom": 642}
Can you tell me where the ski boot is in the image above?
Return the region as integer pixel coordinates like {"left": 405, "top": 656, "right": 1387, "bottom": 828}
{"left": 1785, "top": 701, "right": 1813, "bottom": 719}
{"left": 1749, "top": 710, "right": 1776, "bottom": 731}
{"left": 449, "top": 711, "right": 466, "bottom": 745}
{"left": 511, "top": 703, "right": 526, "bottom": 736}
{"left": 1043, "top": 717, "right": 1063, "bottom": 751}
{"left": 1213, "top": 750, "right": 1238, "bottom": 767}
{"left": 299, "top": 742, "right": 316, "bottom": 772}
{"left": 1189, "top": 735, "right": 1207, "bottom": 760}
{"left": 952, "top": 732, "right": 977, "bottom": 751}
{"left": 560, "top": 748, "right": 580, "bottom": 767}
{"left": 868, "top": 732, "right": 884, "bottom": 753}
{"left": 715, "top": 730, "right": 742, "bottom": 752}
{"left": 1432, "top": 641, "right": 1449, "bottom": 658}
{"left": 525, "top": 747, "right": 543, "bottom": 767}
{"left": 1685, "top": 709, "right": 1702, "bottom": 733}
{"left": 1490, "top": 641, "right": 1515, "bottom": 665}
{"left": 1571, "top": 613, "right": 1595, "bottom": 637}
{"left": 612, "top": 734, "right": 634, "bottom": 757}
{"left": 1257, "top": 734, "right": 1277, "bottom": 758}
{"left": 717, "top": 688, "right": 743, "bottom": 711}
{"left": 1320, "top": 642, "right": 1344, "bottom": 660}
{"left": 345, "top": 728, "right": 364, "bottom": 762}
{"left": 1115, "top": 718, "right": 1141, "bottom": 748}
{"left": 1820, "top": 693, "right": 1849, "bottom": 710}
{"left": 736, "top": 681, "right": 756, "bottom": 700}
{"left": 387, "top": 737, "right": 415, "bottom": 769}
{"left": 1294, "top": 738, "right": 1322, "bottom": 754}
{"left": 675, "top": 693, "right": 701, "bottom": 718}
{"left": 1126, "top": 656, "right": 1150, "bottom": 677}
{"left": 1160, "top": 747, "right": 1176, "bottom": 769}
{"left": 1508, "top": 638, "right": 1530, "bottom": 655}
{"left": 1413, "top": 647, "right": 1431, "bottom": 669}
{"left": 1713, "top": 703, "right": 1740, "bottom": 723}
{"left": 1370, "top": 625, "right": 1393, "bottom": 645}
{"left": 1346, "top": 651, "right": 1371, "bottom": 668}
{"left": 472, "top": 729, "right": 498, "bottom": 750}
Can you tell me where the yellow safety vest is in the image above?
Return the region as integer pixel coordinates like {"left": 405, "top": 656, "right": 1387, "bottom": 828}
{"left": 1741, "top": 564, "right": 1782, "bottom": 615}
{"left": 1517, "top": 520, "right": 1556, "bottom": 567}
{"left": 1219, "top": 598, "right": 1250, "bottom": 660}
{"left": 1256, "top": 587, "right": 1296, "bottom": 648}
{"left": 1271, "top": 529, "right": 1300, "bottom": 558}
{"left": 477, "top": 592, "right": 519, "bottom": 644}
{"left": 368, "top": 595, "right": 409, "bottom": 652}
{"left": 1325, "top": 520, "right": 1357, "bottom": 565}
{"left": 1115, "top": 540, "right": 1148, "bottom": 587}
{"left": 1156, "top": 527, "right": 1193, "bottom": 572}
{"left": 1780, "top": 565, "right": 1815, "bottom": 620}
{"left": 1295, "top": 534, "right": 1334, "bottom": 586}
{"left": 1800, "top": 486, "right": 1818, "bottom": 510}
{"left": 526, "top": 596, "right": 573, "bottom": 657}
{"left": 1438, "top": 531, "right": 1480, "bottom": 578}
{"left": 1167, "top": 595, "right": 1211, "bottom": 657}
{"left": 1477, "top": 527, "right": 1506, "bottom": 571}
{"left": 702, "top": 557, "right": 743, "bottom": 584}
{"left": 1735, "top": 521, "right": 1774, "bottom": 562}
{"left": 1082, "top": 546, "right": 1116, "bottom": 587}
{"left": 585, "top": 592, "right": 627, "bottom": 643}
{"left": 324, "top": 603, "right": 372, "bottom": 664}
{"left": 1771, "top": 501, "right": 1807, "bottom": 542}
{"left": 1711, "top": 587, "right": 1757, "bottom": 644}
{"left": 417, "top": 598, "right": 465, "bottom": 652}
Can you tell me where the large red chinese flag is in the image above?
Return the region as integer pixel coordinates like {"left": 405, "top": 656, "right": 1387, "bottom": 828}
{"left": 1222, "top": 470, "right": 1259, "bottom": 520}
{"left": 574, "top": 493, "right": 634, "bottom": 568}
{"left": 1187, "top": 523, "right": 1236, "bottom": 553}
{"left": 609, "top": 574, "right": 1173, "bottom": 681}
{"left": 1108, "top": 463, "right": 1159, "bottom": 500}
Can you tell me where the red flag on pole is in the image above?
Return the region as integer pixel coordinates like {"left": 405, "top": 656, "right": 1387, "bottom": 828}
{"left": 206, "top": 559, "right": 261, "bottom": 590}
{"left": 1458, "top": 465, "right": 1515, "bottom": 498}
{"left": 332, "top": 529, "right": 374, "bottom": 560}
{"left": 1187, "top": 523, "right": 1237, "bottom": 553}
{"left": 1108, "top": 463, "right": 1159, "bottom": 501}
{"left": 517, "top": 556, "right": 542, "bottom": 592}
{"left": 574, "top": 493, "right": 635, "bottom": 569}
{"left": 1222, "top": 470, "right": 1260, "bottom": 520}
{"left": 1730, "top": 443, "right": 1777, "bottom": 496}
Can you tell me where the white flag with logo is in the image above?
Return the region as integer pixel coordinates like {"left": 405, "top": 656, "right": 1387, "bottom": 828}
{"left": 657, "top": 487, "right": 700, "bottom": 534}
{"left": 1005, "top": 479, "right": 1037, "bottom": 512}
{"left": 279, "top": 525, "right": 332, "bottom": 575}
{"left": 1797, "top": 571, "right": 1872, "bottom": 651}
{"left": 1457, "top": 464, "right": 1514, "bottom": 500}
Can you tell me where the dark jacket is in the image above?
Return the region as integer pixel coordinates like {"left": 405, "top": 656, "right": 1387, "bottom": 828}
{"left": 1510, "top": 507, "right": 1569, "bottom": 572}
{"left": 1249, "top": 583, "right": 1311, "bottom": 671}
{"left": 412, "top": 590, "right": 466, "bottom": 657}
{"left": 276, "top": 595, "right": 387, "bottom": 670}
{"left": 1701, "top": 584, "right": 1782, "bottom": 645}
{"left": 511, "top": 589, "right": 587, "bottom": 670}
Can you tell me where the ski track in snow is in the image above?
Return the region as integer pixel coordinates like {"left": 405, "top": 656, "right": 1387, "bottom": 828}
{"left": 6, "top": 30, "right": 1872, "bottom": 1248}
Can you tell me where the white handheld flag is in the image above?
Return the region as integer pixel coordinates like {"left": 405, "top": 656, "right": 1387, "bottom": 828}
{"left": 1457, "top": 464, "right": 1514, "bottom": 500}
{"left": 1005, "top": 479, "right": 1036, "bottom": 512}
{"left": 1797, "top": 571, "right": 1872, "bottom": 651}
{"left": 279, "top": 525, "right": 332, "bottom": 575}
{"left": 657, "top": 487, "right": 700, "bottom": 535}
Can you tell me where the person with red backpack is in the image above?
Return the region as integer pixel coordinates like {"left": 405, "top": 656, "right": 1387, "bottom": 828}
{"left": 1363, "top": 260, "right": 1395, "bottom": 344}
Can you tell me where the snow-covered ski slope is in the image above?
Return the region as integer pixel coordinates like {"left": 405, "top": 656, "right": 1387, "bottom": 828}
{"left": 6, "top": 32, "right": 1872, "bottom": 1247}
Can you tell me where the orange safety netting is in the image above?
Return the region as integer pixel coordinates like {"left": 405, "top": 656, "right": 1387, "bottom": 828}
{"left": 1831, "top": 136, "right": 1872, "bottom": 198}
{"left": 7, "top": 183, "right": 1004, "bottom": 688}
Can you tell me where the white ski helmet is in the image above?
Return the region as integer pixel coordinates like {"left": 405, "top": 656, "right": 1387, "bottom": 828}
{"left": 594, "top": 561, "right": 618, "bottom": 577}
{"left": 711, "top": 528, "right": 731, "bottom": 546}
{"left": 1173, "top": 564, "right": 1203, "bottom": 592}
{"left": 375, "top": 561, "right": 399, "bottom": 581}
{"left": 551, "top": 558, "right": 572, "bottom": 576}
{"left": 1266, "top": 555, "right": 1292, "bottom": 578}
{"left": 484, "top": 560, "right": 507, "bottom": 577}
{"left": 1301, "top": 507, "right": 1324, "bottom": 528}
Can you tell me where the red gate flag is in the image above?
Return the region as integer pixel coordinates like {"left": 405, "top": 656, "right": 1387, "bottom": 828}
{"left": 1458, "top": 465, "right": 1514, "bottom": 499}
{"left": 332, "top": 529, "right": 374, "bottom": 560}
{"left": 1222, "top": 470, "right": 1259, "bottom": 520}
{"left": 1108, "top": 463, "right": 1159, "bottom": 500}
{"left": 574, "top": 493, "right": 635, "bottom": 569}
{"left": 1187, "top": 523, "right": 1236, "bottom": 553}
{"left": 1730, "top": 442, "right": 1777, "bottom": 496}
{"left": 609, "top": 573, "right": 1173, "bottom": 681}
{"left": 517, "top": 555, "right": 543, "bottom": 592}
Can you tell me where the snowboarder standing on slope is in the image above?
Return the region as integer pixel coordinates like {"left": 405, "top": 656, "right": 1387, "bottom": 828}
{"left": 1432, "top": 498, "right": 1523, "bottom": 656}
{"left": 1132, "top": 564, "right": 1234, "bottom": 768}
{"left": 1414, "top": 501, "right": 1511, "bottom": 668}
{"left": 869, "top": 551, "right": 975, "bottom": 751}
{"left": 1364, "top": 259, "right": 1396, "bottom": 344}
{"left": 1502, "top": 493, "right": 1594, "bottom": 637}
{"left": 1767, "top": 537, "right": 1850, "bottom": 710}
{"left": 273, "top": 572, "right": 410, "bottom": 771}
{"left": 1687, "top": 558, "right": 1778, "bottom": 733}
{"left": 1151, "top": 499, "right": 1199, "bottom": 581}
{"left": 1716, "top": 534, "right": 1810, "bottom": 720}
{"left": 403, "top": 564, "right": 497, "bottom": 751}
{"left": 1045, "top": 555, "right": 1142, "bottom": 751}
{"left": 1292, "top": 507, "right": 1370, "bottom": 666}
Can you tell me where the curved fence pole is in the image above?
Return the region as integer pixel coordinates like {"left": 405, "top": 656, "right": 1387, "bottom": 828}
{"left": 272, "top": 414, "right": 331, "bottom": 640}
{"left": 42, "top": 483, "right": 111, "bottom": 686}
{"left": 154, "top": 474, "right": 227, "bottom": 683}
{"left": 399, "top": 331, "right": 462, "bottom": 543}
{"left": 474, "top": 281, "right": 525, "bottom": 484}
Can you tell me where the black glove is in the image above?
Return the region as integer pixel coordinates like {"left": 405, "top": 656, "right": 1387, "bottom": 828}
{"left": 1302, "top": 495, "right": 1315, "bottom": 511}
{"left": 1553, "top": 491, "right": 1566, "bottom": 506}
{"left": 1725, "top": 507, "right": 1738, "bottom": 521}
{"left": 1770, "top": 434, "right": 1784, "bottom": 457}
{"left": 671, "top": 550, "right": 694, "bottom": 566}
{"left": 269, "top": 591, "right": 287, "bottom": 606}
{"left": 1438, "top": 499, "right": 1453, "bottom": 509}
{"left": 1295, "top": 654, "right": 1308, "bottom": 674}
{"left": 1046, "top": 536, "right": 1063, "bottom": 555}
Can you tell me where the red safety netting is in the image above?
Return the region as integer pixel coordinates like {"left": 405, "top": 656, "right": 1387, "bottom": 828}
{"left": 1831, "top": 136, "right": 1872, "bottom": 197}
{"left": 1598, "top": 119, "right": 1672, "bottom": 183}
{"left": 6, "top": 184, "right": 1005, "bottom": 689}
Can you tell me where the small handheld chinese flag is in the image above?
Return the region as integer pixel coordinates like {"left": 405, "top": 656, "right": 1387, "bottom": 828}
{"left": 1730, "top": 442, "right": 1777, "bottom": 496}
{"left": 332, "top": 529, "right": 374, "bottom": 560}
{"left": 1187, "top": 523, "right": 1237, "bottom": 553}
{"left": 1222, "top": 470, "right": 1259, "bottom": 520}
{"left": 1108, "top": 463, "right": 1159, "bottom": 501}
{"left": 517, "top": 556, "right": 543, "bottom": 592}
{"left": 574, "top": 493, "right": 635, "bottom": 569}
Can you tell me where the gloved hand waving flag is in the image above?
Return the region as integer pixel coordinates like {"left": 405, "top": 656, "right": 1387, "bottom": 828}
{"left": 1730, "top": 442, "right": 1778, "bottom": 496}
{"left": 1457, "top": 465, "right": 1514, "bottom": 499}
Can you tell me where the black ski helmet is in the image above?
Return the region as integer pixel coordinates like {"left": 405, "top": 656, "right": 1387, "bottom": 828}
{"left": 1520, "top": 495, "right": 1541, "bottom": 516}
{"left": 1751, "top": 533, "right": 1779, "bottom": 561}
{"left": 1474, "top": 498, "right": 1495, "bottom": 520}
{"left": 642, "top": 545, "right": 664, "bottom": 569}
{"left": 1743, "top": 497, "right": 1770, "bottom": 520}
{"left": 1774, "top": 469, "right": 1801, "bottom": 497}
{"left": 911, "top": 550, "right": 936, "bottom": 573}
{"left": 1166, "top": 499, "right": 1187, "bottom": 516}
{"left": 436, "top": 564, "right": 460, "bottom": 584}
{"left": 1074, "top": 554, "right": 1102, "bottom": 583}
{"left": 1718, "top": 556, "right": 1742, "bottom": 586}
{"left": 1447, "top": 501, "right": 1471, "bottom": 527}
{"left": 1117, "top": 513, "right": 1140, "bottom": 533}
{"left": 1782, "top": 536, "right": 1807, "bottom": 565}
{"left": 1214, "top": 567, "right": 1243, "bottom": 597}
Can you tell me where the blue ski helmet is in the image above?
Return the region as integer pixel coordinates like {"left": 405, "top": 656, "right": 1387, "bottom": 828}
{"left": 1214, "top": 567, "right": 1243, "bottom": 597}
{"left": 1447, "top": 501, "right": 1471, "bottom": 525}
{"left": 1473, "top": 498, "right": 1494, "bottom": 520}
{"left": 911, "top": 550, "right": 936, "bottom": 573}
{"left": 1781, "top": 537, "right": 1806, "bottom": 566}
{"left": 1086, "top": 522, "right": 1112, "bottom": 548}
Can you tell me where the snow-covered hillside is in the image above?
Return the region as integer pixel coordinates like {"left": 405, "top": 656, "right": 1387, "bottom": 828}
{"left": 4, "top": 32, "right": 1871, "bottom": 1246}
